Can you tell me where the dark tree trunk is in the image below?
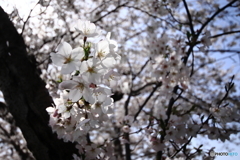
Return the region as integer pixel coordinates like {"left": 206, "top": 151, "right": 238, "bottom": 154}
{"left": 0, "top": 7, "right": 77, "bottom": 160}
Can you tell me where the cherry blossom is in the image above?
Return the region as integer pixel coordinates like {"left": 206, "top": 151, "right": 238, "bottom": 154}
{"left": 59, "top": 76, "right": 94, "bottom": 103}
{"left": 80, "top": 58, "right": 106, "bottom": 84}
{"left": 75, "top": 20, "right": 98, "bottom": 37}
{"left": 46, "top": 20, "right": 121, "bottom": 159}
{"left": 50, "top": 42, "right": 84, "bottom": 74}
{"left": 201, "top": 31, "right": 212, "bottom": 47}
{"left": 94, "top": 40, "right": 110, "bottom": 60}
{"left": 92, "top": 95, "right": 113, "bottom": 116}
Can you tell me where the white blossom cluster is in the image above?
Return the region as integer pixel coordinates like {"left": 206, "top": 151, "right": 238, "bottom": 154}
{"left": 151, "top": 51, "right": 189, "bottom": 93}
{"left": 145, "top": 35, "right": 190, "bottom": 98}
{"left": 46, "top": 20, "right": 120, "bottom": 160}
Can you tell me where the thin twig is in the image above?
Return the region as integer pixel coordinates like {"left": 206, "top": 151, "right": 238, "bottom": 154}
{"left": 210, "top": 30, "right": 240, "bottom": 38}
{"left": 133, "top": 82, "right": 162, "bottom": 122}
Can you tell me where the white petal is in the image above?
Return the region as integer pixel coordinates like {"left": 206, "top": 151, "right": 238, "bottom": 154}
{"left": 62, "top": 112, "right": 71, "bottom": 119}
{"left": 78, "top": 118, "right": 90, "bottom": 127}
{"left": 103, "top": 97, "right": 112, "bottom": 106}
{"left": 106, "top": 32, "right": 111, "bottom": 40}
{"left": 92, "top": 105, "right": 102, "bottom": 116}
{"left": 61, "top": 63, "right": 76, "bottom": 74}
{"left": 46, "top": 107, "right": 55, "bottom": 113}
{"left": 58, "top": 42, "right": 72, "bottom": 56}
{"left": 57, "top": 105, "right": 66, "bottom": 113}
{"left": 59, "top": 80, "right": 78, "bottom": 90}
{"left": 72, "top": 76, "right": 83, "bottom": 82}
{"left": 101, "top": 57, "right": 116, "bottom": 68}
{"left": 79, "top": 61, "right": 88, "bottom": 73}
{"left": 88, "top": 73, "right": 101, "bottom": 84}
{"left": 96, "top": 40, "right": 110, "bottom": 57}
{"left": 69, "top": 89, "right": 82, "bottom": 102}
{"left": 71, "top": 47, "right": 84, "bottom": 59}
{"left": 101, "top": 105, "right": 109, "bottom": 114}
{"left": 83, "top": 89, "right": 95, "bottom": 104}
{"left": 101, "top": 86, "right": 112, "bottom": 95}
{"left": 97, "top": 93, "right": 107, "bottom": 102}
{"left": 106, "top": 32, "right": 118, "bottom": 51}
{"left": 50, "top": 53, "right": 64, "bottom": 66}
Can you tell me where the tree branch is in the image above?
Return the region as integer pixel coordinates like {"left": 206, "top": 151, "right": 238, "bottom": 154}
{"left": 210, "top": 30, "right": 240, "bottom": 38}
{"left": 134, "top": 82, "right": 162, "bottom": 122}
{"left": 182, "top": 0, "right": 195, "bottom": 35}
{"left": 183, "top": 0, "right": 238, "bottom": 64}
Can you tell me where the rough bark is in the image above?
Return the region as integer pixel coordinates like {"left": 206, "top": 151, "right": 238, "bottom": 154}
{"left": 0, "top": 7, "right": 77, "bottom": 160}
